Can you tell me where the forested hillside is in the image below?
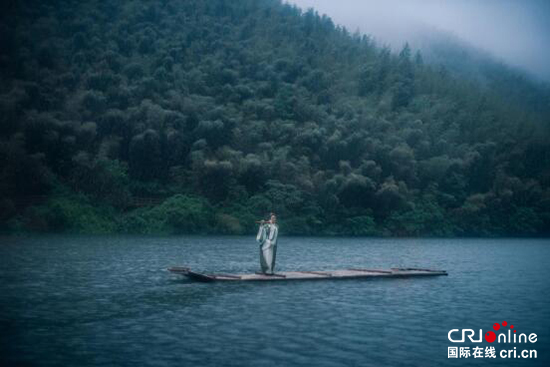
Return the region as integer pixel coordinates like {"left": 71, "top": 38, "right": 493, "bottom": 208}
{"left": 1, "top": 0, "right": 549, "bottom": 236}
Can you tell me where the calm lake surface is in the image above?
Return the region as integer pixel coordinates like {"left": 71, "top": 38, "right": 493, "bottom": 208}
{"left": 1, "top": 236, "right": 549, "bottom": 366}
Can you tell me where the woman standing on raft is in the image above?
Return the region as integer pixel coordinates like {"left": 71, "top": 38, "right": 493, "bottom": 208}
{"left": 256, "top": 213, "right": 279, "bottom": 275}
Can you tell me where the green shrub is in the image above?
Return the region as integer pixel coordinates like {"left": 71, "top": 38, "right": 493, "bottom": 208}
{"left": 20, "top": 194, "right": 117, "bottom": 233}
{"left": 119, "top": 194, "right": 214, "bottom": 234}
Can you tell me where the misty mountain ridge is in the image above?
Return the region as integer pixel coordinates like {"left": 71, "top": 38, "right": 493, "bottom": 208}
{"left": 288, "top": 0, "right": 550, "bottom": 82}
{"left": 359, "top": 21, "right": 527, "bottom": 80}
{"left": 306, "top": 13, "right": 550, "bottom": 119}
{"left": 387, "top": 24, "right": 550, "bottom": 117}
{"left": 393, "top": 24, "right": 546, "bottom": 84}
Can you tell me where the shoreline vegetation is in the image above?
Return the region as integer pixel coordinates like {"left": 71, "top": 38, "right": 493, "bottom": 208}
{"left": 3, "top": 188, "right": 546, "bottom": 237}
{"left": 1, "top": 0, "right": 549, "bottom": 237}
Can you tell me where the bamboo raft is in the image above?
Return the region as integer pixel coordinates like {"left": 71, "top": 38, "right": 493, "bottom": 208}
{"left": 168, "top": 266, "right": 448, "bottom": 282}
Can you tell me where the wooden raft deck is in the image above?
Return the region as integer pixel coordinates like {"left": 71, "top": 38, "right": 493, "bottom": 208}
{"left": 168, "top": 266, "right": 448, "bottom": 282}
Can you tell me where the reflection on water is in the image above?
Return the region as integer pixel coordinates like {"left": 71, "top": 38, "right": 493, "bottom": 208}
{"left": 1, "top": 235, "right": 549, "bottom": 366}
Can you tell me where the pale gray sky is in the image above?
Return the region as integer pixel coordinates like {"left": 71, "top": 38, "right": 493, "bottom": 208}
{"left": 287, "top": 0, "right": 550, "bottom": 81}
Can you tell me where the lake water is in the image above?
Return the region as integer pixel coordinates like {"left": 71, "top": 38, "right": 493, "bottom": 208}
{"left": 1, "top": 235, "right": 549, "bottom": 366}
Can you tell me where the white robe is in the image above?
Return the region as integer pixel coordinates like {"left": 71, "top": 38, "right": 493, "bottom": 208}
{"left": 256, "top": 223, "right": 279, "bottom": 274}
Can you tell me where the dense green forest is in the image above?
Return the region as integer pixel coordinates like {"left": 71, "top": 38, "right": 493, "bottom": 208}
{"left": 1, "top": 0, "right": 549, "bottom": 236}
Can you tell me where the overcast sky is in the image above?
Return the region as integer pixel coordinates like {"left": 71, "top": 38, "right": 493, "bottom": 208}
{"left": 287, "top": 0, "right": 550, "bottom": 81}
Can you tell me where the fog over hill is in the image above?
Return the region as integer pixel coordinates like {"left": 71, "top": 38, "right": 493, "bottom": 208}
{"left": 288, "top": 0, "right": 550, "bottom": 82}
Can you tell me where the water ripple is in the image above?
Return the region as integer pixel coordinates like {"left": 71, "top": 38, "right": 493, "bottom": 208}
{"left": 0, "top": 235, "right": 549, "bottom": 366}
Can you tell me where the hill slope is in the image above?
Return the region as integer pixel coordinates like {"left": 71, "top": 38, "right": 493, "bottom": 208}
{"left": 1, "top": 0, "right": 549, "bottom": 236}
